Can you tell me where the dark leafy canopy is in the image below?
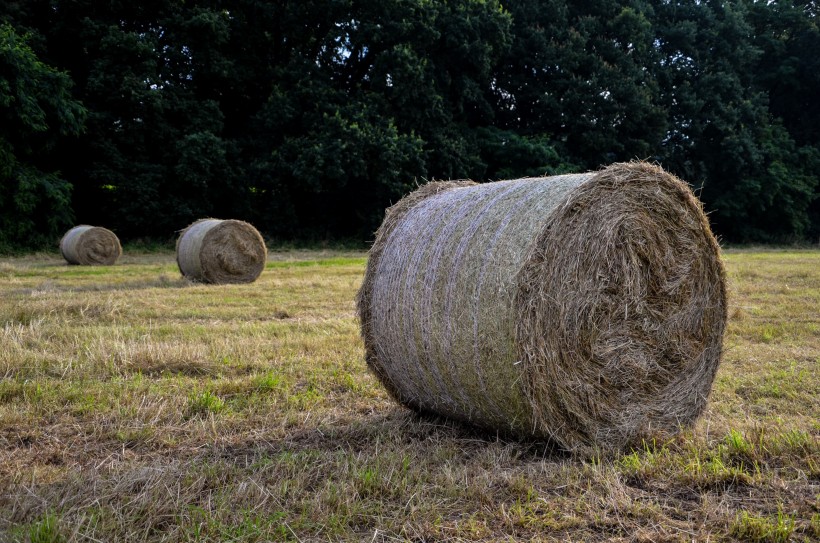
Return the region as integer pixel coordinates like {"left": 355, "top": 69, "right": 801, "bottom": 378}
{"left": 0, "top": 23, "right": 85, "bottom": 251}
{"left": 251, "top": 0, "right": 516, "bottom": 237}
{"left": 651, "top": 0, "right": 819, "bottom": 241}
{"left": 745, "top": 0, "right": 820, "bottom": 240}
{"left": 0, "top": 0, "right": 818, "bottom": 248}
{"left": 493, "top": 0, "right": 667, "bottom": 168}
{"left": 24, "top": 1, "right": 246, "bottom": 240}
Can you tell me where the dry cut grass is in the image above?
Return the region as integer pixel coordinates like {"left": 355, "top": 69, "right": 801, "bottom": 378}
{"left": 0, "top": 248, "right": 818, "bottom": 542}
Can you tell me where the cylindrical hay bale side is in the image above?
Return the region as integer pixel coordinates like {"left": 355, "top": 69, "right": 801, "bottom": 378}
{"left": 357, "top": 162, "right": 727, "bottom": 452}
{"left": 176, "top": 219, "right": 267, "bottom": 284}
{"left": 60, "top": 225, "right": 122, "bottom": 265}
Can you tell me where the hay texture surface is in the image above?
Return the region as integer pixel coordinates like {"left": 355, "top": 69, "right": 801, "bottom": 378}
{"left": 176, "top": 219, "right": 267, "bottom": 284}
{"left": 357, "top": 162, "right": 727, "bottom": 452}
{"left": 60, "top": 225, "right": 122, "bottom": 266}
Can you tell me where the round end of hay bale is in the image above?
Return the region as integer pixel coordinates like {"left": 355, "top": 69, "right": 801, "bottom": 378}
{"left": 516, "top": 162, "right": 726, "bottom": 451}
{"left": 176, "top": 219, "right": 267, "bottom": 284}
{"left": 59, "top": 225, "right": 122, "bottom": 265}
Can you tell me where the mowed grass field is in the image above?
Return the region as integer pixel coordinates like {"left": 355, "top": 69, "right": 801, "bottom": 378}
{"left": 0, "top": 248, "right": 817, "bottom": 542}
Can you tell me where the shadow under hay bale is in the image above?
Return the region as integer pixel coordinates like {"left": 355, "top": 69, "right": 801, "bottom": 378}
{"left": 176, "top": 219, "right": 267, "bottom": 284}
{"left": 59, "top": 225, "right": 122, "bottom": 266}
{"left": 357, "top": 161, "right": 727, "bottom": 453}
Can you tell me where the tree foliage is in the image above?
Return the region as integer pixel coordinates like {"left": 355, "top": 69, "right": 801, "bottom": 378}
{"left": 651, "top": 0, "right": 819, "bottom": 241}
{"left": 0, "top": 23, "right": 85, "bottom": 250}
{"left": 1, "top": 0, "right": 818, "bottom": 248}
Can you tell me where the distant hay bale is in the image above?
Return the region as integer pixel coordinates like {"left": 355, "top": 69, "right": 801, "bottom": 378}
{"left": 60, "top": 225, "right": 122, "bottom": 265}
{"left": 176, "top": 219, "right": 267, "bottom": 284}
{"left": 357, "top": 161, "right": 727, "bottom": 453}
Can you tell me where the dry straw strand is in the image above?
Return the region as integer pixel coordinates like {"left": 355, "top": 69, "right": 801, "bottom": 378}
{"left": 59, "top": 225, "right": 122, "bottom": 265}
{"left": 176, "top": 218, "right": 267, "bottom": 284}
{"left": 357, "top": 161, "right": 727, "bottom": 453}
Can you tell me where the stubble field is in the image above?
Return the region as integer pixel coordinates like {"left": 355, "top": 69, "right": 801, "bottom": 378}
{"left": 0, "top": 248, "right": 818, "bottom": 542}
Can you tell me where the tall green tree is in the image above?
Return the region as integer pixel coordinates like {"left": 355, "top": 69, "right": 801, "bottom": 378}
{"left": 3, "top": 0, "right": 819, "bottom": 246}
{"left": 3, "top": 1, "right": 252, "bottom": 240}
{"left": 51, "top": 2, "right": 245, "bottom": 238}
{"left": 248, "top": 0, "right": 519, "bottom": 238}
{"left": 652, "top": 0, "right": 818, "bottom": 241}
{"left": 492, "top": 0, "right": 667, "bottom": 169}
{"left": 5, "top": 0, "right": 522, "bottom": 241}
{"left": 0, "top": 23, "right": 85, "bottom": 250}
{"left": 746, "top": 0, "right": 820, "bottom": 239}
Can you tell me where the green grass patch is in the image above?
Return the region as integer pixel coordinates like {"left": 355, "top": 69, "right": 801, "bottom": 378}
{"left": 730, "top": 508, "right": 796, "bottom": 543}
{"left": 186, "top": 390, "right": 227, "bottom": 418}
{"left": 266, "top": 257, "right": 367, "bottom": 269}
{"left": 28, "top": 512, "right": 66, "bottom": 543}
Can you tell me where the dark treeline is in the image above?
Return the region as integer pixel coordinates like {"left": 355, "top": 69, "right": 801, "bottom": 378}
{"left": 1, "top": 0, "right": 818, "bottom": 250}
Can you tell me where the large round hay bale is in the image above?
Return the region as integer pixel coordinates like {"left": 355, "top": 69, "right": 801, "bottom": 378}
{"left": 176, "top": 219, "right": 267, "bottom": 284}
{"left": 59, "top": 225, "right": 122, "bottom": 265}
{"left": 357, "top": 161, "right": 727, "bottom": 452}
